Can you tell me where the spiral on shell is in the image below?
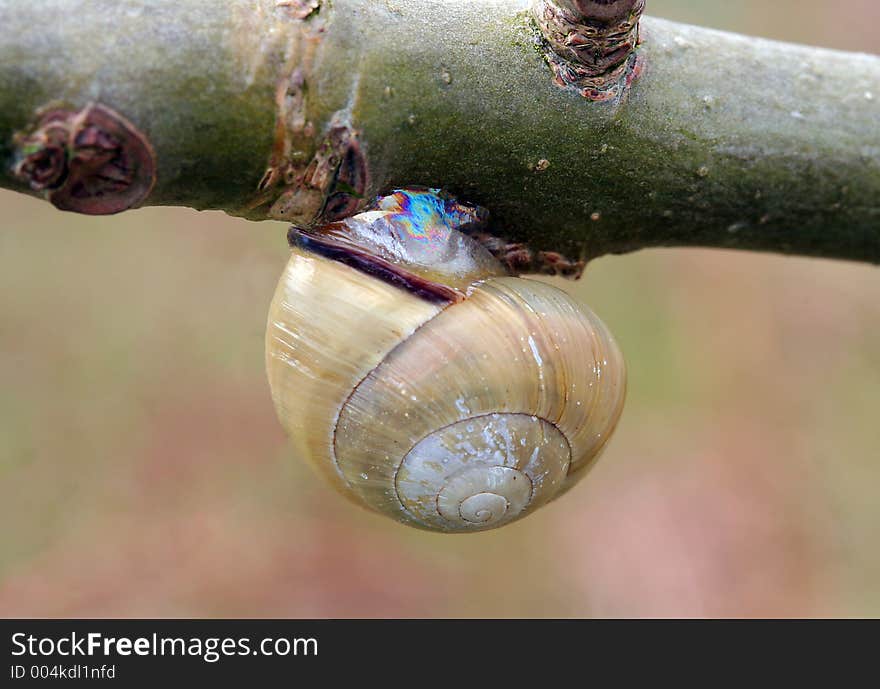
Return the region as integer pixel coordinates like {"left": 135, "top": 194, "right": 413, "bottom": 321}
{"left": 265, "top": 189, "right": 626, "bottom": 532}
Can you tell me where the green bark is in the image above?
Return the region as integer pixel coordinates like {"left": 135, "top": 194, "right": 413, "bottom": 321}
{"left": 1, "top": 0, "right": 878, "bottom": 263}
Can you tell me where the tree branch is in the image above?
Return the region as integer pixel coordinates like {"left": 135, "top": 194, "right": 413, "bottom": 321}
{"left": 1, "top": 0, "right": 878, "bottom": 264}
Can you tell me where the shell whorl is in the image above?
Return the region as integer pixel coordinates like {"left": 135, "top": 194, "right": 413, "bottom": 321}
{"left": 394, "top": 414, "right": 570, "bottom": 531}
{"left": 266, "top": 246, "right": 626, "bottom": 533}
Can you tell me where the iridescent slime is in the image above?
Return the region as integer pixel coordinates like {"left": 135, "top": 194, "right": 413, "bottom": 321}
{"left": 290, "top": 188, "right": 504, "bottom": 302}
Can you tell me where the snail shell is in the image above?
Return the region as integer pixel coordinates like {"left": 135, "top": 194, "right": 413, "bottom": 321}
{"left": 266, "top": 189, "right": 626, "bottom": 532}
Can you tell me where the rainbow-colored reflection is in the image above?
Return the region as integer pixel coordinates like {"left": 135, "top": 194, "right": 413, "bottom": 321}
{"left": 375, "top": 189, "right": 485, "bottom": 254}
{"left": 294, "top": 187, "right": 496, "bottom": 298}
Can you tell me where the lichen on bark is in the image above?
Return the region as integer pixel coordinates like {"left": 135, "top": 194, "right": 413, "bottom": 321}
{"left": 0, "top": 0, "right": 877, "bottom": 266}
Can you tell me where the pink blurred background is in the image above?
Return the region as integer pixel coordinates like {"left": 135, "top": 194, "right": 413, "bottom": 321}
{"left": 1, "top": 1, "right": 879, "bottom": 617}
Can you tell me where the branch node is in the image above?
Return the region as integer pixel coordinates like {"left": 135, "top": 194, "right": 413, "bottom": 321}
{"left": 533, "top": 0, "right": 645, "bottom": 102}
{"left": 12, "top": 103, "right": 156, "bottom": 215}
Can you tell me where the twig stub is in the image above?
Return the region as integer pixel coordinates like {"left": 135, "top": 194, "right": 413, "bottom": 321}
{"left": 533, "top": 0, "right": 645, "bottom": 102}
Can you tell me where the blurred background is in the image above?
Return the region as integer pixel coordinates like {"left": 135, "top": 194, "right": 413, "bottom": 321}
{"left": 1, "top": 1, "right": 878, "bottom": 618}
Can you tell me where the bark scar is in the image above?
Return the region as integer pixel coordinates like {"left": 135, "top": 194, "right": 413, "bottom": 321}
{"left": 264, "top": 118, "right": 368, "bottom": 225}
{"left": 250, "top": 13, "right": 369, "bottom": 227}
{"left": 466, "top": 230, "right": 587, "bottom": 279}
{"left": 275, "top": 0, "right": 322, "bottom": 21}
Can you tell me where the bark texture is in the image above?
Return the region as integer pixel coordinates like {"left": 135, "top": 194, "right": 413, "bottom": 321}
{"left": 0, "top": 0, "right": 878, "bottom": 264}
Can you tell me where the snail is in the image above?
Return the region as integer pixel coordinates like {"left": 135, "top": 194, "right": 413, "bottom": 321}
{"left": 265, "top": 188, "right": 626, "bottom": 533}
